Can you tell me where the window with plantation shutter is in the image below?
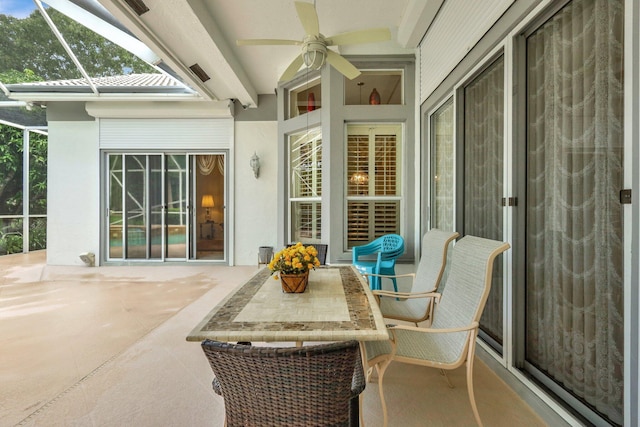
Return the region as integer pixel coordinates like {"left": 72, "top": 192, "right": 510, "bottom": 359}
{"left": 289, "top": 127, "right": 322, "bottom": 242}
{"left": 345, "top": 124, "right": 402, "bottom": 249}
{"left": 375, "top": 134, "right": 397, "bottom": 195}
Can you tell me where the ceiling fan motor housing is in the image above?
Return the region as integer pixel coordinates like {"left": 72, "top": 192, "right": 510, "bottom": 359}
{"left": 302, "top": 35, "right": 328, "bottom": 70}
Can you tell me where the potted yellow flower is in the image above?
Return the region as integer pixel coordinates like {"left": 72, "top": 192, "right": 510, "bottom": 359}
{"left": 268, "top": 242, "right": 321, "bottom": 293}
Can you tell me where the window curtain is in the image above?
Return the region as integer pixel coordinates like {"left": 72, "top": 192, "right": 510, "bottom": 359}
{"left": 525, "top": 0, "right": 624, "bottom": 423}
{"left": 431, "top": 100, "right": 454, "bottom": 232}
{"left": 197, "top": 155, "right": 224, "bottom": 176}
{"left": 463, "top": 56, "right": 504, "bottom": 344}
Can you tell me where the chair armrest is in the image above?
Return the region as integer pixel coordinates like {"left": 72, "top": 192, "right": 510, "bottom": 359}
{"left": 350, "top": 350, "right": 366, "bottom": 398}
{"left": 373, "top": 290, "right": 440, "bottom": 301}
{"left": 212, "top": 377, "right": 222, "bottom": 395}
{"left": 364, "top": 272, "right": 416, "bottom": 280}
{"left": 388, "top": 321, "right": 479, "bottom": 335}
{"left": 353, "top": 242, "right": 379, "bottom": 261}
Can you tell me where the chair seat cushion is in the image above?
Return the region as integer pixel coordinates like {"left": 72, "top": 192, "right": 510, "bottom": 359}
{"left": 393, "top": 328, "right": 468, "bottom": 365}
{"left": 379, "top": 296, "right": 429, "bottom": 321}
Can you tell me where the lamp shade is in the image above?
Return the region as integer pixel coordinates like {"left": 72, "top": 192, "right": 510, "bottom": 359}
{"left": 201, "top": 194, "right": 215, "bottom": 208}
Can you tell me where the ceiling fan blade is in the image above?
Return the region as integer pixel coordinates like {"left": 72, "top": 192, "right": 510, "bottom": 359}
{"left": 295, "top": 1, "right": 319, "bottom": 36}
{"left": 279, "top": 54, "right": 305, "bottom": 82}
{"left": 326, "top": 50, "right": 361, "bottom": 80}
{"left": 237, "top": 39, "right": 301, "bottom": 46}
{"left": 327, "top": 28, "right": 391, "bottom": 46}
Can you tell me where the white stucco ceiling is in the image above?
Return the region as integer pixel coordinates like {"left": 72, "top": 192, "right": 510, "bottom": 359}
{"left": 97, "top": 0, "right": 439, "bottom": 107}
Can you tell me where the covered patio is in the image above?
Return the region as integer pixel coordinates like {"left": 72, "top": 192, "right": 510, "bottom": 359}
{"left": 1, "top": 0, "right": 638, "bottom": 425}
{"left": 0, "top": 251, "right": 563, "bottom": 426}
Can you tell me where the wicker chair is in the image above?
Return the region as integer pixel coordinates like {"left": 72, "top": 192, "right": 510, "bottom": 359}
{"left": 365, "top": 235, "right": 510, "bottom": 427}
{"left": 289, "top": 243, "right": 328, "bottom": 265}
{"left": 368, "top": 229, "right": 459, "bottom": 325}
{"left": 201, "top": 340, "right": 365, "bottom": 427}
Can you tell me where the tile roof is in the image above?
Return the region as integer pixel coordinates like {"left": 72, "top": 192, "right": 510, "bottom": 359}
{"left": 4, "top": 73, "right": 194, "bottom": 96}
{"left": 12, "top": 73, "right": 182, "bottom": 88}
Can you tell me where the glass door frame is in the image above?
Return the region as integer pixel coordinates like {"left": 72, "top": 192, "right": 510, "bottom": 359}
{"left": 189, "top": 152, "right": 228, "bottom": 264}
{"left": 103, "top": 151, "right": 229, "bottom": 264}
{"left": 453, "top": 48, "right": 512, "bottom": 360}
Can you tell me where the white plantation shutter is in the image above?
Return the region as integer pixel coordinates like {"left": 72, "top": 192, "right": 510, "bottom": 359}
{"left": 289, "top": 128, "right": 322, "bottom": 242}
{"left": 374, "top": 134, "right": 397, "bottom": 196}
{"left": 346, "top": 124, "right": 402, "bottom": 248}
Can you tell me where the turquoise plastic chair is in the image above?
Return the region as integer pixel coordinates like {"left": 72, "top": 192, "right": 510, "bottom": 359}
{"left": 352, "top": 234, "right": 405, "bottom": 291}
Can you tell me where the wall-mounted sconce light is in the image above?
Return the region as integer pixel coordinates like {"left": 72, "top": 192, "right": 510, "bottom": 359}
{"left": 202, "top": 194, "right": 214, "bottom": 221}
{"left": 250, "top": 152, "right": 260, "bottom": 178}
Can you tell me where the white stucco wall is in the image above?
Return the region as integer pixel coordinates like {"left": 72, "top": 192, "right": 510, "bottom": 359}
{"left": 46, "top": 120, "right": 100, "bottom": 266}
{"left": 233, "top": 121, "right": 278, "bottom": 265}
{"left": 43, "top": 107, "right": 275, "bottom": 266}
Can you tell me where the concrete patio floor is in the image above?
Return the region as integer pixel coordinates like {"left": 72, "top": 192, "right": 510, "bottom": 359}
{"left": 0, "top": 251, "right": 567, "bottom": 426}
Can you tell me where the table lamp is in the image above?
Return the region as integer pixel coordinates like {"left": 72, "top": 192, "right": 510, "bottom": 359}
{"left": 202, "top": 194, "right": 214, "bottom": 221}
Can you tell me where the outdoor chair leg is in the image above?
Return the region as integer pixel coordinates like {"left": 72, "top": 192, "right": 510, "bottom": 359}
{"left": 376, "top": 359, "right": 391, "bottom": 427}
{"left": 466, "top": 334, "right": 483, "bottom": 426}
{"left": 440, "top": 369, "right": 454, "bottom": 388}
{"left": 466, "top": 359, "right": 482, "bottom": 426}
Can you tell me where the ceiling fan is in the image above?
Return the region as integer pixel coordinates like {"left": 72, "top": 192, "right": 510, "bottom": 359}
{"left": 236, "top": 1, "right": 391, "bottom": 82}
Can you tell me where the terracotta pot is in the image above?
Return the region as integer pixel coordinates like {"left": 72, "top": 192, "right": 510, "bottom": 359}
{"left": 280, "top": 271, "right": 309, "bottom": 293}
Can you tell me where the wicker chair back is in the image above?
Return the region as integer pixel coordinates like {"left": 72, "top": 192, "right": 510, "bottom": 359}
{"left": 201, "top": 340, "right": 364, "bottom": 427}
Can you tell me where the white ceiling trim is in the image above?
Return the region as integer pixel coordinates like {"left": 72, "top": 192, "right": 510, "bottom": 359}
{"left": 97, "top": 0, "right": 216, "bottom": 101}
{"left": 397, "top": 0, "right": 444, "bottom": 48}
{"left": 98, "top": 0, "right": 258, "bottom": 107}
{"left": 86, "top": 100, "right": 233, "bottom": 118}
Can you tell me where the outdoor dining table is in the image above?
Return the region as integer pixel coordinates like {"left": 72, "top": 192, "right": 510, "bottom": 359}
{"left": 186, "top": 265, "right": 390, "bottom": 425}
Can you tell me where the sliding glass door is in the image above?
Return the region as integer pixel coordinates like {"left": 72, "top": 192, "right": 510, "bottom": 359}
{"left": 523, "top": 0, "right": 624, "bottom": 423}
{"left": 425, "top": 0, "right": 626, "bottom": 423}
{"left": 430, "top": 99, "right": 455, "bottom": 232}
{"left": 462, "top": 55, "right": 505, "bottom": 350}
{"left": 106, "top": 152, "right": 226, "bottom": 262}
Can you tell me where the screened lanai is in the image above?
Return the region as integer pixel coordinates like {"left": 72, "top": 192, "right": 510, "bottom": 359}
{"left": 0, "top": 0, "right": 188, "bottom": 255}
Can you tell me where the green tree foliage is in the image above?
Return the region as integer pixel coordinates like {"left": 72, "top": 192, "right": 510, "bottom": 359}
{"left": 0, "top": 124, "right": 24, "bottom": 215}
{"left": 0, "top": 124, "right": 48, "bottom": 255}
{"left": 0, "top": 68, "right": 41, "bottom": 84}
{"left": 0, "top": 5, "right": 157, "bottom": 255}
{"left": 0, "top": 8, "right": 155, "bottom": 82}
{"left": 29, "top": 132, "right": 47, "bottom": 215}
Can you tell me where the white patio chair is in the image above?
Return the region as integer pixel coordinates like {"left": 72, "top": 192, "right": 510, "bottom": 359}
{"left": 365, "top": 235, "right": 510, "bottom": 427}
{"left": 368, "top": 229, "right": 459, "bottom": 326}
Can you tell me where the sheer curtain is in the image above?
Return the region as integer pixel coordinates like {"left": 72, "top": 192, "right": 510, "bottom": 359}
{"left": 463, "top": 56, "right": 504, "bottom": 344}
{"left": 525, "top": 0, "right": 624, "bottom": 423}
{"left": 431, "top": 99, "right": 454, "bottom": 232}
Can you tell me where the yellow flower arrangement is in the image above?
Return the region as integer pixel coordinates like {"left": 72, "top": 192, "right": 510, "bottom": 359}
{"left": 268, "top": 242, "right": 321, "bottom": 278}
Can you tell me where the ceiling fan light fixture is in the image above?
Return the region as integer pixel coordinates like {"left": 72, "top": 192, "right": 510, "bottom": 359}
{"left": 237, "top": 1, "right": 390, "bottom": 82}
{"left": 302, "top": 38, "right": 327, "bottom": 70}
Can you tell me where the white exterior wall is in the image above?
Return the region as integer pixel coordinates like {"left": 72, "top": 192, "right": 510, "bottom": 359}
{"left": 44, "top": 101, "right": 272, "bottom": 267}
{"left": 233, "top": 121, "right": 278, "bottom": 265}
{"left": 46, "top": 120, "right": 100, "bottom": 265}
